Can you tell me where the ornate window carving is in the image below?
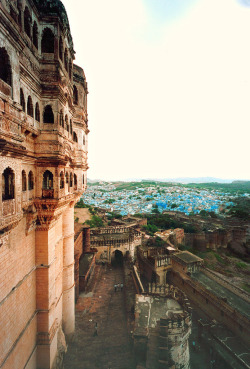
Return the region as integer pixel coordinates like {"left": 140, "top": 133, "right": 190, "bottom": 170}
{"left": 35, "top": 103, "right": 40, "bottom": 122}
{"left": 27, "top": 96, "right": 33, "bottom": 117}
{"left": 73, "top": 85, "right": 78, "bottom": 105}
{"left": 22, "top": 170, "right": 27, "bottom": 191}
{"left": 20, "top": 89, "right": 25, "bottom": 111}
{"left": 69, "top": 173, "right": 73, "bottom": 187}
{"left": 28, "top": 171, "right": 34, "bottom": 190}
{"left": 2, "top": 167, "right": 15, "bottom": 201}
{"left": 41, "top": 28, "right": 55, "bottom": 54}
{"left": 24, "top": 6, "right": 31, "bottom": 37}
{"left": 33, "top": 21, "right": 38, "bottom": 49}
{"left": 0, "top": 48, "right": 12, "bottom": 86}
{"left": 43, "top": 105, "right": 54, "bottom": 123}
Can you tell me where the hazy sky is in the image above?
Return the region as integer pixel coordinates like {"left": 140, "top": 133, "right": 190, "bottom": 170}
{"left": 62, "top": 0, "right": 250, "bottom": 181}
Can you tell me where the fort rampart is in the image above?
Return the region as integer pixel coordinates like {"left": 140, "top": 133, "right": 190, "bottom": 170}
{"left": 170, "top": 271, "right": 250, "bottom": 345}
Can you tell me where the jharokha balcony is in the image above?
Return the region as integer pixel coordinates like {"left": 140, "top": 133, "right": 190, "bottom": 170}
{"left": 2, "top": 199, "right": 15, "bottom": 216}
{"left": 42, "top": 189, "right": 54, "bottom": 199}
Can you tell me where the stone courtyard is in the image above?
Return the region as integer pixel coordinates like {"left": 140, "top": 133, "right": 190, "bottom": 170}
{"left": 64, "top": 263, "right": 135, "bottom": 369}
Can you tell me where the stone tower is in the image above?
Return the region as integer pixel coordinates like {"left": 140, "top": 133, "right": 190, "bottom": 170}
{"left": 0, "top": 1, "right": 88, "bottom": 368}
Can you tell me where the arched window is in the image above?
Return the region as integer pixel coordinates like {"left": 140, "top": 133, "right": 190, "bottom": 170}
{"left": 64, "top": 49, "right": 68, "bottom": 71}
{"left": 74, "top": 174, "right": 77, "bottom": 187}
{"left": 33, "top": 22, "right": 38, "bottom": 49}
{"left": 2, "top": 167, "right": 15, "bottom": 201}
{"left": 35, "top": 103, "right": 40, "bottom": 122}
{"left": 65, "top": 115, "right": 69, "bottom": 131}
{"left": 59, "top": 36, "right": 63, "bottom": 60}
{"left": 27, "top": 96, "right": 33, "bottom": 117}
{"left": 70, "top": 120, "right": 72, "bottom": 135}
{"left": 73, "top": 132, "right": 78, "bottom": 143}
{"left": 59, "top": 110, "right": 64, "bottom": 127}
{"left": 28, "top": 171, "right": 34, "bottom": 190}
{"left": 83, "top": 134, "right": 85, "bottom": 145}
{"left": 69, "top": 173, "right": 73, "bottom": 187}
{"left": 0, "top": 48, "right": 12, "bottom": 86}
{"left": 65, "top": 172, "right": 69, "bottom": 184}
{"left": 60, "top": 171, "right": 64, "bottom": 189}
{"left": 69, "top": 60, "right": 72, "bottom": 79}
{"left": 22, "top": 170, "right": 27, "bottom": 191}
{"left": 43, "top": 105, "right": 54, "bottom": 123}
{"left": 24, "top": 7, "right": 31, "bottom": 37}
{"left": 43, "top": 170, "right": 53, "bottom": 189}
{"left": 41, "top": 28, "right": 54, "bottom": 53}
{"left": 73, "top": 85, "right": 78, "bottom": 105}
{"left": 17, "top": 2, "right": 22, "bottom": 26}
{"left": 20, "top": 89, "right": 25, "bottom": 111}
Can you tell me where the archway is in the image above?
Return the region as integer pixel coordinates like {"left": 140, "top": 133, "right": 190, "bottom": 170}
{"left": 111, "top": 250, "right": 123, "bottom": 266}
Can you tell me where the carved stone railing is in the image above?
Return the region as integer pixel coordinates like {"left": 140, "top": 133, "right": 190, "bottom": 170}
{"left": 22, "top": 192, "right": 27, "bottom": 202}
{"left": 42, "top": 189, "right": 54, "bottom": 199}
{"left": 0, "top": 79, "right": 11, "bottom": 97}
{"left": 29, "top": 189, "right": 34, "bottom": 200}
{"left": 2, "top": 199, "right": 15, "bottom": 216}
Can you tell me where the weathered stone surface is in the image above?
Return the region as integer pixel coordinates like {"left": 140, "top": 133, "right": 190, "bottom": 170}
{"left": 0, "top": 0, "right": 89, "bottom": 368}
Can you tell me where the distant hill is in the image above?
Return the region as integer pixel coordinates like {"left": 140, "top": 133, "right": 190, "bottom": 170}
{"left": 143, "top": 177, "right": 234, "bottom": 184}
{"left": 88, "top": 177, "right": 238, "bottom": 184}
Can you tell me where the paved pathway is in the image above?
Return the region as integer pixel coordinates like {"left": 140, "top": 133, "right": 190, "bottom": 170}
{"left": 64, "top": 264, "right": 135, "bottom": 369}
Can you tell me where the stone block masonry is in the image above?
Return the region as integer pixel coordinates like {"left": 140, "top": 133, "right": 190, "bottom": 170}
{"left": 0, "top": 0, "right": 89, "bottom": 368}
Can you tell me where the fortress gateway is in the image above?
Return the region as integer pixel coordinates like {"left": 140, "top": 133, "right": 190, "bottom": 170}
{"left": 0, "top": 0, "right": 88, "bottom": 368}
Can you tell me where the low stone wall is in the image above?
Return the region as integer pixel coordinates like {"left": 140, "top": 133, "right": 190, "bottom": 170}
{"left": 170, "top": 271, "right": 250, "bottom": 345}
{"left": 203, "top": 268, "right": 250, "bottom": 304}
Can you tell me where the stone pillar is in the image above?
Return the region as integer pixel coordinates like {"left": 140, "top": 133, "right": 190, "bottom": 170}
{"left": 35, "top": 226, "right": 58, "bottom": 369}
{"left": 62, "top": 204, "right": 75, "bottom": 337}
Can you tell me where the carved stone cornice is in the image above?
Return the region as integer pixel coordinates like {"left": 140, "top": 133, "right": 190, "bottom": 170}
{"left": 0, "top": 138, "right": 26, "bottom": 157}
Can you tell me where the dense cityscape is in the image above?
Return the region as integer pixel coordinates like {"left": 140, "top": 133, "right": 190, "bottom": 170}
{"left": 82, "top": 181, "right": 241, "bottom": 216}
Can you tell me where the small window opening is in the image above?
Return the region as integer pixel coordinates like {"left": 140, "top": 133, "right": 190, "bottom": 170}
{"left": 22, "top": 170, "right": 27, "bottom": 191}
{"left": 2, "top": 167, "right": 15, "bottom": 201}
{"left": 24, "top": 7, "right": 31, "bottom": 37}
{"left": 20, "top": 89, "right": 25, "bottom": 111}
{"left": 43, "top": 170, "right": 53, "bottom": 189}
{"left": 41, "top": 28, "right": 54, "bottom": 53}
{"left": 73, "top": 85, "right": 78, "bottom": 105}
{"left": 27, "top": 96, "right": 33, "bottom": 117}
{"left": 33, "top": 22, "right": 38, "bottom": 49}
{"left": 60, "top": 171, "right": 64, "bottom": 189}
{"left": 43, "top": 105, "right": 54, "bottom": 123}
{"left": 28, "top": 171, "right": 34, "bottom": 190}
{"left": 35, "top": 103, "right": 40, "bottom": 122}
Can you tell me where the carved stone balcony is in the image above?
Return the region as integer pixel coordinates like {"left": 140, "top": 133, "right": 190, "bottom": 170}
{"left": 2, "top": 199, "right": 15, "bottom": 216}
{"left": 22, "top": 191, "right": 27, "bottom": 202}
{"left": 42, "top": 189, "right": 54, "bottom": 199}
{"left": 29, "top": 189, "right": 34, "bottom": 200}
{"left": 0, "top": 79, "right": 11, "bottom": 97}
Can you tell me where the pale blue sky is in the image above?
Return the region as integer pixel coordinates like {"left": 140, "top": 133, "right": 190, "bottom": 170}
{"left": 62, "top": 0, "right": 250, "bottom": 181}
